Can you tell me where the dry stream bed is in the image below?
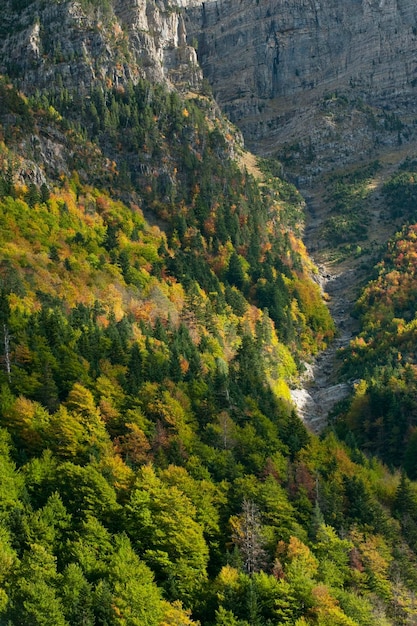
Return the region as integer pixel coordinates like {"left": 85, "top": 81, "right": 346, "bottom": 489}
{"left": 290, "top": 154, "right": 409, "bottom": 431}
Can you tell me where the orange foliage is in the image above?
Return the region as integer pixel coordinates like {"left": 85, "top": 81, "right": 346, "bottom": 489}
{"left": 180, "top": 355, "right": 190, "bottom": 375}
{"left": 114, "top": 423, "right": 151, "bottom": 466}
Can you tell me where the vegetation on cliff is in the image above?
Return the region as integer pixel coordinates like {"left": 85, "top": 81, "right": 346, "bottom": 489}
{"left": 1, "top": 18, "right": 417, "bottom": 625}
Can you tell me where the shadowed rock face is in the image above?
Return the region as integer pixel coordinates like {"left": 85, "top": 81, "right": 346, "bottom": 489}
{"left": 185, "top": 0, "right": 417, "bottom": 172}
{"left": 2, "top": 0, "right": 417, "bottom": 175}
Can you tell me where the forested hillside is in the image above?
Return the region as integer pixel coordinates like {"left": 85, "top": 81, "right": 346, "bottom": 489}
{"left": 0, "top": 69, "right": 417, "bottom": 626}
{"left": 335, "top": 160, "right": 417, "bottom": 472}
{"left": 2, "top": 1, "right": 417, "bottom": 623}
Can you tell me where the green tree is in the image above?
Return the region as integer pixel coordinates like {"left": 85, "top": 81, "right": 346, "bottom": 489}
{"left": 6, "top": 544, "right": 68, "bottom": 626}
{"left": 125, "top": 465, "right": 209, "bottom": 604}
{"left": 393, "top": 471, "right": 417, "bottom": 519}
{"left": 214, "top": 606, "right": 241, "bottom": 626}
{"left": 125, "top": 342, "right": 143, "bottom": 395}
{"left": 106, "top": 534, "right": 165, "bottom": 625}
{"left": 0, "top": 428, "right": 24, "bottom": 510}
{"left": 403, "top": 428, "right": 417, "bottom": 479}
{"left": 23, "top": 492, "right": 71, "bottom": 558}
{"left": 0, "top": 524, "right": 17, "bottom": 612}
{"left": 226, "top": 252, "right": 246, "bottom": 290}
{"left": 67, "top": 515, "right": 114, "bottom": 579}
{"left": 53, "top": 462, "right": 120, "bottom": 523}
{"left": 59, "top": 563, "right": 95, "bottom": 626}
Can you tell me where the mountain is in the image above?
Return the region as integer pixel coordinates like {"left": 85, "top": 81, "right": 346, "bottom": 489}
{"left": 1, "top": 1, "right": 417, "bottom": 625}
{"left": 3, "top": 0, "right": 417, "bottom": 175}
{"left": 185, "top": 0, "right": 417, "bottom": 176}
{"left": 0, "top": 0, "right": 201, "bottom": 92}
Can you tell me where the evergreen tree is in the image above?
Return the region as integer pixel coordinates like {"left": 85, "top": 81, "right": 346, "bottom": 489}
{"left": 126, "top": 343, "right": 143, "bottom": 395}
{"left": 393, "top": 471, "right": 417, "bottom": 520}
{"left": 226, "top": 252, "right": 245, "bottom": 290}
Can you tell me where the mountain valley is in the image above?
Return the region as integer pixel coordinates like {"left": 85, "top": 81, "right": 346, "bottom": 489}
{"left": 1, "top": 1, "right": 417, "bottom": 624}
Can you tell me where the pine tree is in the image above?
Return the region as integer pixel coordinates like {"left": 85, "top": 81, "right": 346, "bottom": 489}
{"left": 125, "top": 343, "right": 143, "bottom": 395}
{"left": 226, "top": 252, "right": 245, "bottom": 290}
{"left": 393, "top": 470, "right": 417, "bottom": 519}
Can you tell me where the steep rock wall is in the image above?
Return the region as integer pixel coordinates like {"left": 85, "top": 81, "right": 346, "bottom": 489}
{"left": 0, "top": 0, "right": 202, "bottom": 93}
{"left": 185, "top": 0, "right": 417, "bottom": 172}
{"left": 3, "top": 0, "right": 417, "bottom": 175}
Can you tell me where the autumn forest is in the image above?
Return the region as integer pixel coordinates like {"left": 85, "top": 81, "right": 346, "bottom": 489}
{"left": 2, "top": 1, "right": 417, "bottom": 624}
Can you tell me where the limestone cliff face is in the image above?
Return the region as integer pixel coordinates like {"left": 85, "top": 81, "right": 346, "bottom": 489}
{"left": 0, "top": 0, "right": 201, "bottom": 94}
{"left": 184, "top": 0, "right": 417, "bottom": 173}
{"left": 0, "top": 0, "right": 207, "bottom": 190}
{"left": 2, "top": 0, "right": 417, "bottom": 175}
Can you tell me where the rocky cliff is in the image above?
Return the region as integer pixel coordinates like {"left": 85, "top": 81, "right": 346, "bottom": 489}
{"left": 184, "top": 0, "right": 417, "bottom": 175}
{"left": 2, "top": 0, "right": 417, "bottom": 177}
{"left": 0, "top": 0, "right": 208, "bottom": 188}
{"left": 0, "top": 0, "right": 202, "bottom": 94}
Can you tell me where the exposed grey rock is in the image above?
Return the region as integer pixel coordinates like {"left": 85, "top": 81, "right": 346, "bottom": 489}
{"left": 291, "top": 383, "right": 350, "bottom": 433}
{"left": 3, "top": 0, "right": 417, "bottom": 175}
{"left": 289, "top": 257, "right": 361, "bottom": 431}
{"left": 184, "top": 0, "right": 417, "bottom": 173}
{"left": 0, "top": 0, "right": 202, "bottom": 94}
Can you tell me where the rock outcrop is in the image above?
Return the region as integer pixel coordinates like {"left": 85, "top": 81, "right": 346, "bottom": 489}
{"left": 3, "top": 0, "right": 417, "bottom": 175}
{"left": 184, "top": 0, "right": 417, "bottom": 173}
{"left": 0, "top": 0, "right": 202, "bottom": 94}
